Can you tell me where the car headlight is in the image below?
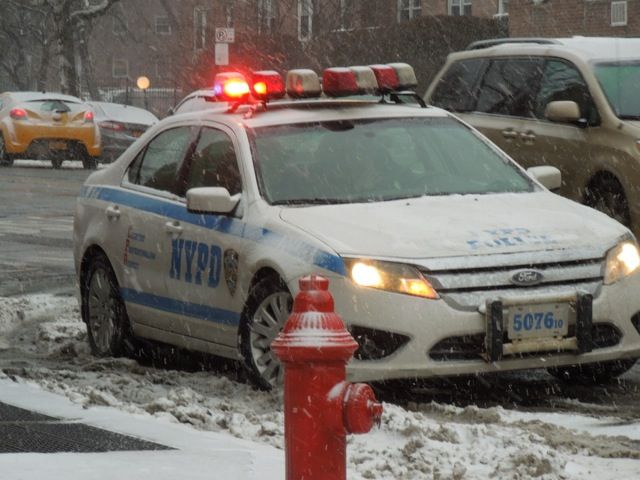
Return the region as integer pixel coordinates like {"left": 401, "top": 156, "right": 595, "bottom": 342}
{"left": 604, "top": 240, "right": 640, "bottom": 284}
{"left": 345, "top": 259, "right": 438, "bottom": 299}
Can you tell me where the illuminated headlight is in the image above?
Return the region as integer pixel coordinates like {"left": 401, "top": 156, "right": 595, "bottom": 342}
{"left": 604, "top": 241, "right": 640, "bottom": 284}
{"left": 345, "top": 259, "right": 438, "bottom": 299}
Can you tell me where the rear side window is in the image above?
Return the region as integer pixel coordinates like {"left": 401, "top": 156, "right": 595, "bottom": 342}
{"left": 475, "top": 58, "right": 543, "bottom": 118}
{"left": 429, "top": 58, "right": 485, "bottom": 112}
{"left": 185, "top": 127, "right": 242, "bottom": 195}
{"left": 127, "top": 126, "right": 193, "bottom": 194}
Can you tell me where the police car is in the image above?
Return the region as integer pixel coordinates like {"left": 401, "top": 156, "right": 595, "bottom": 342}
{"left": 74, "top": 64, "right": 640, "bottom": 390}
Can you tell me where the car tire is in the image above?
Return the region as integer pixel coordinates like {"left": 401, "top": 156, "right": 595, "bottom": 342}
{"left": 81, "top": 253, "right": 134, "bottom": 357}
{"left": 0, "top": 134, "right": 13, "bottom": 166}
{"left": 239, "top": 275, "right": 292, "bottom": 390}
{"left": 548, "top": 359, "right": 636, "bottom": 385}
{"left": 51, "top": 158, "right": 63, "bottom": 169}
{"left": 82, "top": 155, "right": 98, "bottom": 170}
{"left": 585, "top": 174, "right": 631, "bottom": 227}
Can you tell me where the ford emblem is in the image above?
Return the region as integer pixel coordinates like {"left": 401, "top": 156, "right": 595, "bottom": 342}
{"left": 510, "top": 269, "right": 545, "bottom": 286}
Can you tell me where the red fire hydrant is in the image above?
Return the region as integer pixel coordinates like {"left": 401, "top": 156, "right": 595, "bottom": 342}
{"left": 272, "top": 275, "right": 383, "bottom": 480}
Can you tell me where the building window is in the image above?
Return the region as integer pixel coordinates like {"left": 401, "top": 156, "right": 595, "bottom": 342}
{"left": 155, "top": 15, "right": 171, "bottom": 34}
{"left": 449, "top": 0, "right": 472, "bottom": 16}
{"left": 194, "top": 7, "right": 208, "bottom": 50}
{"left": 338, "top": 0, "right": 354, "bottom": 30}
{"left": 298, "top": 0, "right": 313, "bottom": 41}
{"left": 611, "top": 1, "right": 628, "bottom": 26}
{"left": 258, "top": 0, "right": 277, "bottom": 33}
{"left": 398, "top": 0, "right": 421, "bottom": 22}
{"left": 497, "top": 0, "right": 508, "bottom": 16}
{"left": 112, "top": 58, "right": 128, "bottom": 78}
{"left": 112, "top": 16, "right": 127, "bottom": 35}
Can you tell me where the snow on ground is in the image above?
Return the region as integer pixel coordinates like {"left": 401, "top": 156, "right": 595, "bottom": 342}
{"left": 1, "top": 293, "right": 640, "bottom": 479}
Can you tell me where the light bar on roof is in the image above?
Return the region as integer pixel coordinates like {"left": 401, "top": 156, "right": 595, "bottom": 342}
{"left": 322, "top": 68, "right": 359, "bottom": 97}
{"left": 286, "top": 69, "right": 322, "bottom": 98}
{"left": 349, "top": 66, "right": 379, "bottom": 94}
{"left": 213, "top": 72, "right": 250, "bottom": 101}
{"left": 251, "top": 70, "right": 286, "bottom": 101}
{"left": 388, "top": 63, "right": 418, "bottom": 90}
{"left": 368, "top": 65, "right": 399, "bottom": 93}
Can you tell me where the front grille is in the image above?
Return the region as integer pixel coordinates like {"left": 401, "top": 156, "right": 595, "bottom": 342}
{"left": 428, "top": 322, "right": 621, "bottom": 361}
{"left": 421, "top": 257, "right": 603, "bottom": 309}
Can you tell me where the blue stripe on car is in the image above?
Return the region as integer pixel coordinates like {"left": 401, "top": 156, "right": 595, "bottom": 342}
{"left": 80, "top": 185, "right": 346, "bottom": 275}
{"left": 120, "top": 288, "right": 241, "bottom": 326}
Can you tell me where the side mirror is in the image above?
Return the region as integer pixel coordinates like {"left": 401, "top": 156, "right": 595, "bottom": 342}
{"left": 527, "top": 166, "right": 562, "bottom": 192}
{"left": 167, "top": 107, "right": 175, "bottom": 116}
{"left": 545, "top": 100, "right": 581, "bottom": 124}
{"left": 186, "top": 187, "right": 241, "bottom": 214}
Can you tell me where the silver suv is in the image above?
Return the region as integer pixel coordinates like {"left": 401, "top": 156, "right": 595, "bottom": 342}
{"left": 425, "top": 37, "right": 640, "bottom": 237}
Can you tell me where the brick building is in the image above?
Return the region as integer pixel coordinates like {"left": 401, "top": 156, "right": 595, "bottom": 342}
{"left": 509, "top": 0, "right": 640, "bottom": 37}
{"left": 87, "top": 0, "right": 509, "bottom": 93}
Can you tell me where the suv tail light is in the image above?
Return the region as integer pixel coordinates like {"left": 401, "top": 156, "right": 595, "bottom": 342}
{"left": 10, "top": 108, "right": 27, "bottom": 120}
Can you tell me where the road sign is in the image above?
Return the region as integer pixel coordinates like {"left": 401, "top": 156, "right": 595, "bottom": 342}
{"left": 215, "top": 27, "right": 235, "bottom": 43}
{"left": 215, "top": 43, "right": 229, "bottom": 66}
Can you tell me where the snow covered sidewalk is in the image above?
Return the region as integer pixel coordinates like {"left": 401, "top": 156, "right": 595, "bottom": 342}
{"left": 0, "top": 378, "right": 284, "bottom": 480}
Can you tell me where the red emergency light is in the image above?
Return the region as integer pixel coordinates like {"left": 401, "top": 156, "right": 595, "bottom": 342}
{"left": 251, "top": 70, "right": 285, "bottom": 101}
{"left": 214, "top": 72, "right": 251, "bottom": 101}
{"left": 322, "top": 68, "right": 360, "bottom": 97}
{"left": 368, "top": 65, "right": 400, "bottom": 93}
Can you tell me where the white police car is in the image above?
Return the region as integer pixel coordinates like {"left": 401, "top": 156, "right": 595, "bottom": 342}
{"left": 74, "top": 64, "right": 640, "bottom": 390}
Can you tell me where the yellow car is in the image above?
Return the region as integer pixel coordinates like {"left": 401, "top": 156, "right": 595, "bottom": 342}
{"left": 0, "top": 91, "right": 101, "bottom": 169}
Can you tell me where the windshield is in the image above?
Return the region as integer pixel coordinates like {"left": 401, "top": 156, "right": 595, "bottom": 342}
{"left": 594, "top": 62, "right": 640, "bottom": 120}
{"left": 250, "top": 117, "right": 533, "bottom": 205}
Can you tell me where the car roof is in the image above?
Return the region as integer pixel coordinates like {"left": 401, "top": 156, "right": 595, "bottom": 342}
{"left": 3, "top": 91, "right": 84, "bottom": 103}
{"left": 169, "top": 98, "right": 449, "bottom": 129}
{"left": 86, "top": 101, "right": 159, "bottom": 122}
{"left": 456, "top": 36, "right": 640, "bottom": 63}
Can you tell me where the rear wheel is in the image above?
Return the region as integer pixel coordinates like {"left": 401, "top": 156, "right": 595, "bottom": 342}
{"left": 584, "top": 174, "right": 631, "bottom": 227}
{"left": 548, "top": 359, "right": 636, "bottom": 385}
{"left": 0, "top": 134, "right": 13, "bottom": 166}
{"left": 239, "top": 275, "right": 292, "bottom": 390}
{"left": 81, "top": 253, "right": 133, "bottom": 357}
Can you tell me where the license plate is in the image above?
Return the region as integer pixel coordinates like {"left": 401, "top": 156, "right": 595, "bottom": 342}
{"left": 507, "top": 302, "right": 570, "bottom": 340}
{"left": 50, "top": 141, "right": 67, "bottom": 150}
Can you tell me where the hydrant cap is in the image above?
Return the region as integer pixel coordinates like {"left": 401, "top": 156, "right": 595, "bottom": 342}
{"left": 272, "top": 274, "right": 358, "bottom": 360}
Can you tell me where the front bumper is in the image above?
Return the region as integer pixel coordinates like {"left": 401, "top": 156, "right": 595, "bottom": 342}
{"left": 325, "top": 274, "right": 640, "bottom": 383}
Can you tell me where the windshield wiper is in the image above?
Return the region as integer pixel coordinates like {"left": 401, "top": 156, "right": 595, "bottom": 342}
{"left": 618, "top": 114, "right": 640, "bottom": 120}
{"left": 271, "top": 198, "right": 351, "bottom": 205}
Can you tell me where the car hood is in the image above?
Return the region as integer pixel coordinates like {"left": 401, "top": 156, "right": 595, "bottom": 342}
{"left": 279, "top": 192, "right": 628, "bottom": 260}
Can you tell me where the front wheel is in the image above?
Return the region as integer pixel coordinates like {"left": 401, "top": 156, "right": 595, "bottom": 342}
{"left": 239, "top": 275, "right": 292, "bottom": 390}
{"left": 81, "top": 253, "right": 133, "bottom": 357}
{"left": 584, "top": 175, "right": 631, "bottom": 227}
{"left": 548, "top": 359, "right": 636, "bottom": 385}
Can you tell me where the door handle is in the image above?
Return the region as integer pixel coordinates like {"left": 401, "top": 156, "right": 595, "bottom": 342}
{"left": 164, "top": 221, "right": 183, "bottom": 235}
{"left": 105, "top": 205, "right": 120, "bottom": 220}
{"left": 501, "top": 129, "right": 518, "bottom": 140}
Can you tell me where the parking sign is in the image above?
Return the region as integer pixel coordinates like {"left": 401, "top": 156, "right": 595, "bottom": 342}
{"left": 215, "top": 27, "right": 235, "bottom": 43}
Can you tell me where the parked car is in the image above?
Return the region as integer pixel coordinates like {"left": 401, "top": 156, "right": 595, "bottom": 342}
{"left": 103, "top": 88, "right": 182, "bottom": 119}
{"left": 74, "top": 66, "right": 640, "bottom": 391}
{"left": 86, "top": 101, "right": 158, "bottom": 163}
{"left": 169, "top": 88, "right": 217, "bottom": 115}
{"left": 0, "top": 91, "right": 101, "bottom": 169}
{"left": 425, "top": 37, "right": 640, "bottom": 238}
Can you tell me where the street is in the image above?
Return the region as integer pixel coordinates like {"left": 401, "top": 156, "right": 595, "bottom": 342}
{"left": 2, "top": 163, "right": 640, "bottom": 478}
